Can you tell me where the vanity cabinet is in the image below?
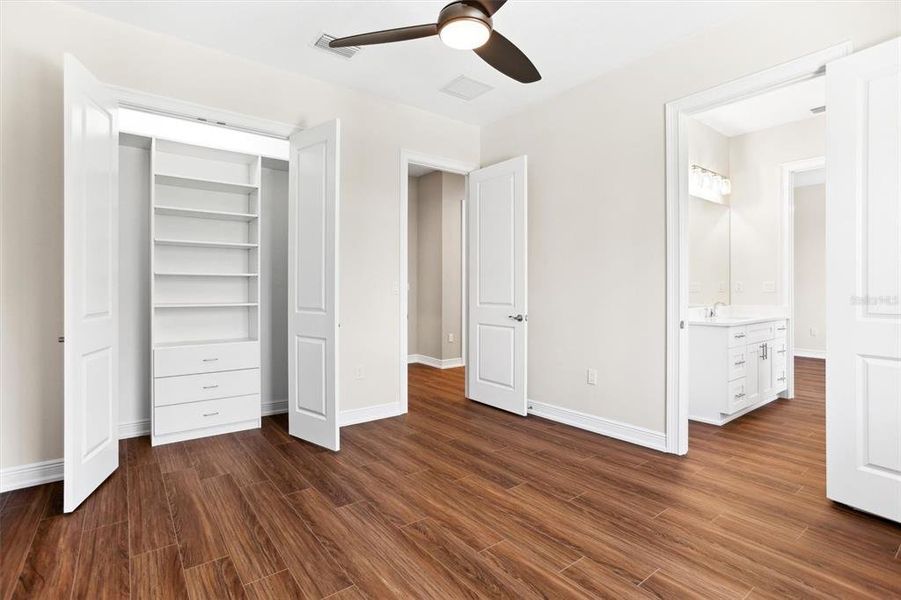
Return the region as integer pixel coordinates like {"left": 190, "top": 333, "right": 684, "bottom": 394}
{"left": 690, "top": 319, "right": 788, "bottom": 425}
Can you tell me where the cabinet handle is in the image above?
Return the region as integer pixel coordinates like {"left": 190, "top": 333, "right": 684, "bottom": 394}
{"left": 777, "top": 327, "right": 786, "bottom": 331}
{"left": 202, "top": 384, "right": 219, "bottom": 390}
{"left": 202, "top": 411, "right": 220, "bottom": 417}
{"left": 734, "top": 360, "right": 745, "bottom": 366}
{"left": 735, "top": 333, "right": 746, "bottom": 338}
{"left": 202, "top": 358, "right": 219, "bottom": 362}
{"left": 777, "top": 376, "right": 786, "bottom": 382}
{"left": 777, "top": 349, "right": 786, "bottom": 354}
{"left": 735, "top": 393, "right": 745, "bottom": 399}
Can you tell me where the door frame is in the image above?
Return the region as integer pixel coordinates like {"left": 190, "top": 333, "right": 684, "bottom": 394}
{"left": 399, "top": 150, "right": 478, "bottom": 413}
{"left": 664, "top": 42, "right": 851, "bottom": 455}
{"left": 781, "top": 155, "right": 827, "bottom": 395}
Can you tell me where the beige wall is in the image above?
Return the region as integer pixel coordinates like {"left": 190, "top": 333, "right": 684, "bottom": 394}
{"left": 407, "top": 176, "right": 420, "bottom": 355}
{"left": 415, "top": 172, "right": 444, "bottom": 359}
{"left": 687, "top": 118, "right": 731, "bottom": 306}
{"left": 410, "top": 172, "right": 463, "bottom": 361}
{"left": 794, "top": 184, "right": 827, "bottom": 352}
{"left": 481, "top": 2, "right": 898, "bottom": 433}
{"left": 0, "top": 1, "right": 479, "bottom": 470}
{"left": 729, "top": 115, "right": 825, "bottom": 305}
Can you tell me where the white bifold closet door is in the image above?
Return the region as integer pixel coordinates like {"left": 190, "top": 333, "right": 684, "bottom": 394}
{"left": 825, "top": 37, "right": 901, "bottom": 523}
{"left": 63, "top": 54, "right": 120, "bottom": 512}
{"left": 287, "top": 120, "right": 341, "bottom": 450}
{"left": 466, "top": 156, "right": 528, "bottom": 415}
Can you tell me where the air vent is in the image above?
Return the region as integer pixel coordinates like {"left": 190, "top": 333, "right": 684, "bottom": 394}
{"left": 440, "top": 76, "right": 494, "bottom": 101}
{"left": 810, "top": 105, "right": 826, "bottom": 114}
{"left": 314, "top": 33, "right": 360, "bottom": 59}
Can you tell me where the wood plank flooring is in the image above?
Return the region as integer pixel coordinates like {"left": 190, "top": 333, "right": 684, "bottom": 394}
{"left": 1, "top": 358, "right": 899, "bottom": 598}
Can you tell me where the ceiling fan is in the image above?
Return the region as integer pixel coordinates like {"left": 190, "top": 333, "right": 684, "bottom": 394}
{"left": 329, "top": 0, "right": 540, "bottom": 84}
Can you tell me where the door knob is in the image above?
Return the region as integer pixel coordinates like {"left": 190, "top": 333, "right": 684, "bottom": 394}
{"left": 507, "top": 314, "right": 525, "bottom": 322}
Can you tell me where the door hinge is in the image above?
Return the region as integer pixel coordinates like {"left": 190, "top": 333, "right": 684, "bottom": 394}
{"left": 680, "top": 320, "right": 685, "bottom": 330}
{"left": 58, "top": 336, "right": 64, "bottom": 343}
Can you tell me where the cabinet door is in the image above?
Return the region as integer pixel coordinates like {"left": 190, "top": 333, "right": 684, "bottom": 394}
{"left": 744, "top": 343, "right": 760, "bottom": 405}
{"left": 758, "top": 342, "right": 774, "bottom": 397}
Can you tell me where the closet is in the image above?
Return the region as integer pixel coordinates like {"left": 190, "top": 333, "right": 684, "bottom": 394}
{"left": 63, "top": 54, "right": 339, "bottom": 512}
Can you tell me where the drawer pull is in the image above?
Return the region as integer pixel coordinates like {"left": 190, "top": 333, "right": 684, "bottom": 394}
{"left": 202, "top": 384, "right": 219, "bottom": 390}
{"left": 777, "top": 349, "right": 786, "bottom": 354}
{"left": 202, "top": 411, "right": 220, "bottom": 417}
{"left": 734, "top": 333, "right": 746, "bottom": 338}
{"left": 735, "top": 392, "right": 745, "bottom": 399}
{"left": 777, "top": 327, "right": 786, "bottom": 331}
{"left": 202, "top": 358, "right": 219, "bottom": 362}
{"left": 777, "top": 376, "right": 786, "bottom": 382}
{"left": 734, "top": 360, "right": 745, "bottom": 366}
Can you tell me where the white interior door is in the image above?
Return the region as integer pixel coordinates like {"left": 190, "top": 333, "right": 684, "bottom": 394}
{"left": 826, "top": 37, "right": 901, "bottom": 523}
{"left": 287, "top": 120, "right": 340, "bottom": 450}
{"left": 466, "top": 156, "right": 528, "bottom": 415}
{"left": 63, "top": 54, "right": 119, "bottom": 512}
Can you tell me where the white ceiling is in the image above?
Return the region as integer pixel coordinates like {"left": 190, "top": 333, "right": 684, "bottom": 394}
{"left": 69, "top": 1, "right": 752, "bottom": 125}
{"left": 693, "top": 76, "right": 826, "bottom": 137}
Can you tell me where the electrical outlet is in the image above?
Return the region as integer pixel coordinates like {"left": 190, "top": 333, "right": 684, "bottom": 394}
{"left": 448, "top": 333, "right": 455, "bottom": 343}
{"left": 392, "top": 281, "right": 399, "bottom": 296}
{"left": 586, "top": 368, "right": 598, "bottom": 386}
{"left": 810, "top": 327, "right": 819, "bottom": 337}
{"left": 353, "top": 366, "right": 364, "bottom": 380}
{"left": 762, "top": 280, "right": 776, "bottom": 293}
{"left": 734, "top": 281, "right": 744, "bottom": 293}
{"left": 689, "top": 281, "right": 701, "bottom": 293}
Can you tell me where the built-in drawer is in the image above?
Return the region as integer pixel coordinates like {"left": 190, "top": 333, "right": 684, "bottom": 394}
{"left": 154, "top": 368, "right": 260, "bottom": 407}
{"left": 154, "top": 341, "right": 259, "bottom": 378}
{"left": 773, "top": 362, "right": 788, "bottom": 392}
{"left": 771, "top": 338, "right": 788, "bottom": 361}
{"left": 727, "top": 327, "right": 748, "bottom": 348}
{"left": 154, "top": 394, "right": 259, "bottom": 436}
{"left": 726, "top": 378, "right": 751, "bottom": 414}
{"left": 728, "top": 346, "right": 748, "bottom": 381}
{"left": 773, "top": 321, "right": 788, "bottom": 339}
{"left": 746, "top": 321, "right": 777, "bottom": 344}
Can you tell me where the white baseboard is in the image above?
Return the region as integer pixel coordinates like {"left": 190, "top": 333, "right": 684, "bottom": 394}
{"left": 262, "top": 399, "right": 288, "bottom": 416}
{"left": 339, "top": 401, "right": 403, "bottom": 426}
{"left": 0, "top": 459, "right": 64, "bottom": 493}
{"left": 527, "top": 400, "right": 667, "bottom": 452}
{"left": 408, "top": 354, "right": 464, "bottom": 369}
{"left": 119, "top": 419, "right": 150, "bottom": 439}
{"left": 794, "top": 348, "right": 826, "bottom": 360}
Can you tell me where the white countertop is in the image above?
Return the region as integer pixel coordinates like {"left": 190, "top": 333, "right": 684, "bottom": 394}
{"left": 689, "top": 316, "right": 787, "bottom": 327}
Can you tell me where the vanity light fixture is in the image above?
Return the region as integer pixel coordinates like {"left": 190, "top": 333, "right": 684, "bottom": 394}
{"left": 690, "top": 164, "right": 732, "bottom": 198}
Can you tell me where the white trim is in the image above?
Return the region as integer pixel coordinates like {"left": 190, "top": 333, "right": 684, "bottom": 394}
{"left": 1, "top": 459, "right": 64, "bottom": 493}
{"left": 528, "top": 400, "right": 667, "bottom": 452}
{"left": 399, "top": 150, "right": 478, "bottom": 414}
{"left": 408, "top": 354, "right": 464, "bottom": 369}
{"left": 262, "top": 399, "right": 288, "bottom": 415}
{"left": 664, "top": 42, "right": 852, "bottom": 456}
{"left": 108, "top": 84, "right": 298, "bottom": 139}
{"left": 781, "top": 156, "right": 827, "bottom": 399}
{"left": 794, "top": 348, "right": 827, "bottom": 360}
{"left": 119, "top": 419, "right": 150, "bottom": 439}
{"left": 339, "top": 402, "right": 403, "bottom": 426}
{"left": 690, "top": 392, "right": 783, "bottom": 426}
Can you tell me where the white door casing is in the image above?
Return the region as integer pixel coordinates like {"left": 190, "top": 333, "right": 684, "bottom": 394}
{"left": 63, "top": 54, "right": 120, "bottom": 512}
{"left": 826, "top": 38, "right": 901, "bottom": 522}
{"left": 288, "top": 120, "right": 340, "bottom": 451}
{"left": 466, "top": 156, "right": 528, "bottom": 415}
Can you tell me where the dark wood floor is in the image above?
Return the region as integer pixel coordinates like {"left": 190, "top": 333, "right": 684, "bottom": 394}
{"left": 2, "top": 358, "right": 899, "bottom": 599}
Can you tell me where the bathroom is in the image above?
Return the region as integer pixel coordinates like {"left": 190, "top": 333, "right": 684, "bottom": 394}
{"left": 685, "top": 76, "right": 826, "bottom": 426}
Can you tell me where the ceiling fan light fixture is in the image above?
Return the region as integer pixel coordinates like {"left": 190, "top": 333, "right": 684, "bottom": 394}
{"left": 439, "top": 18, "right": 491, "bottom": 50}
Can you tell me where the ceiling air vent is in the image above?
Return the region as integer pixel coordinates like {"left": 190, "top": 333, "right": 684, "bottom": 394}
{"left": 314, "top": 33, "right": 360, "bottom": 59}
{"left": 440, "top": 76, "right": 494, "bottom": 101}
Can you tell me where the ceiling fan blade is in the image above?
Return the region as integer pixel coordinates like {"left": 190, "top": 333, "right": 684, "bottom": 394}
{"left": 473, "top": 30, "right": 541, "bottom": 83}
{"left": 469, "top": 0, "right": 507, "bottom": 16}
{"left": 329, "top": 23, "right": 438, "bottom": 48}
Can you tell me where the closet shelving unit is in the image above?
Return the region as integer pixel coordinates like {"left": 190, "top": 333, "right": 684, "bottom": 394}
{"left": 150, "top": 138, "right": 263, "bottom": 445}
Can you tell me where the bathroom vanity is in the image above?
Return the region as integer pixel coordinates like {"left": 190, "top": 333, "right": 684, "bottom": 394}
{"left": 689, "top": 316, "right": 789, "bottom": 424}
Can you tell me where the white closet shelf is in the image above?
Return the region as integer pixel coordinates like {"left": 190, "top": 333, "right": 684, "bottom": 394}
{"left": 154, "top": 272, "right": 259, "bottom": 278}
{"left": 155, "top": 173, "right": 258, "bottom": 194}
{"left": 154, "top": 302, "right": 259, "bottom": 309}
{"left": 154, "top": 238, "right": 258, "bottom": 249}
{"left": 154, "top": 337, "right": 258, "bottom": 349}
{"left": 154, "top": 205, "right": 258, "bottom": 222}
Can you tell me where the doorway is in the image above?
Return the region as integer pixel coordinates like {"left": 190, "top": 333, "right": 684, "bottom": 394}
{"left": 664, "top": 42, "right": 851, "bottom": 455}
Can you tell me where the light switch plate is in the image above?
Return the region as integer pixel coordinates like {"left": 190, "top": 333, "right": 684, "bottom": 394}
{"left": 586, "top": 368, "right": 598, "bottom": 385}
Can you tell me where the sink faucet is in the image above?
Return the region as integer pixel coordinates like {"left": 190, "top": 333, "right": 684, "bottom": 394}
{"left": 710, "top": 301, "right": 726, "bottom": 318}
